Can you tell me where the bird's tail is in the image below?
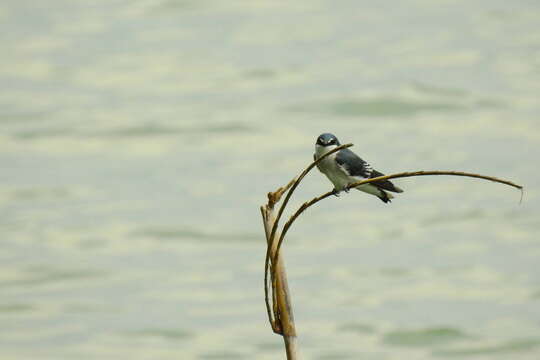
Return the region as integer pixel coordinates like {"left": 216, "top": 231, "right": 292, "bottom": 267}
{"left": 378, "top": 190, "right": 394, "bottom": 203}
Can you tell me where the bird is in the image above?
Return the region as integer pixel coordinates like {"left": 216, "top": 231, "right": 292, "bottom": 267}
{"left": 314, "top": 133, "right": 403, "bottom": 203}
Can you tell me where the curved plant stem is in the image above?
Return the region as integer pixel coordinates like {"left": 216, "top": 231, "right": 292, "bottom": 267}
{"left": 263, "top": 143, "right": 353, "bottom": 329}
{"left": 271, "top": 170, "right": 523, "bottom": 282}
{"left": 261, "top": 150, "right": 523, "bottom": 360}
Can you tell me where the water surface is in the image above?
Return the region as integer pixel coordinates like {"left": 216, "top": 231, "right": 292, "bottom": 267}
{"left": 1, "top": 1, "right": 539, "bottom": 359}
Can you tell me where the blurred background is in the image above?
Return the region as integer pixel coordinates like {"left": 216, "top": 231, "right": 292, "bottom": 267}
{"left": 1, "top": 1, "right": 539, "bottom": 359}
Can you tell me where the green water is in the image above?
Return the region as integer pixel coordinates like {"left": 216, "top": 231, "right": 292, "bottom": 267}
{"left": 1, "top": 1, "right": 539, "bottom": 359}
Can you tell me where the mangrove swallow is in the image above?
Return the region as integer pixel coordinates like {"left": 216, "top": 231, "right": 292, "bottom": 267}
{"left": 314, "top": 133, "right": 403, "bottom": 203}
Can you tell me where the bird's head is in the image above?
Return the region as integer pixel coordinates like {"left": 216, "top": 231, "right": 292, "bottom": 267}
{"left": 316, "top": 133, "right": 341, "bottom": 147}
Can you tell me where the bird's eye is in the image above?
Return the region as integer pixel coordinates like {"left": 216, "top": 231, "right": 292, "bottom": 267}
{"left": 329, "top": 139, "right": 335, "bottom": 144}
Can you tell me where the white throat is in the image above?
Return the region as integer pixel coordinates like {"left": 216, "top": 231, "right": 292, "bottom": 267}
{"left": 315, "top": 144, "right": 338, "bottom": 159}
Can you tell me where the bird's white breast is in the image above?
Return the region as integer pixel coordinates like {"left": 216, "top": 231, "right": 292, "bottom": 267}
{"left": 314, "top": 145, "right": 352, "bottom": 191}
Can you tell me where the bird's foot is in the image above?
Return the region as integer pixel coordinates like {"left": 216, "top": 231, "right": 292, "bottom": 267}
{"left": 332, "top": 188, "right": 341, "bottom": 197}
{"left": 344, "top": 187, "right": 350, "bottom": 193}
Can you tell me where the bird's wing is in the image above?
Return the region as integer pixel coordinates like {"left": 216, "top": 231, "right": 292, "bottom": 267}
{"left": 336, "top": 150, "right": 403, "bottom": 193}
{"left": 335, "top": 149, "right": 373, "bottom": 178}
{"left": 369, "top": 169, "right": 403, "bottom": 193}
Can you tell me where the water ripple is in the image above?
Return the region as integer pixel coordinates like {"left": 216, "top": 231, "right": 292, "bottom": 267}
{"left": 383, "top": 327, "right": 470, "bottom": 347}
{"left": 433, "top": 338, "right": 540, "bottom": 356}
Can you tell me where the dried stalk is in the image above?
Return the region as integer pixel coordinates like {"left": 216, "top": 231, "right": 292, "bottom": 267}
{"left": 260, "top": 145, "right": 352, "bottom": 359}
{"left": 261, "top": 143, "right": 523, "bottom": 359}
{"left": 271, "top": 170, "right": 523, "bottom": 283}
{"left": 261, "top": 188, "right": 298, "bottom": 358}
{"left": 263, "top": 143, "right": 353, "bottom": 330}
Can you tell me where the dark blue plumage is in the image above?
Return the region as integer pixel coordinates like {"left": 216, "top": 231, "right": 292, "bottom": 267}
{"left": 314, "top": 133, "right": 403, "bottom": 203}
